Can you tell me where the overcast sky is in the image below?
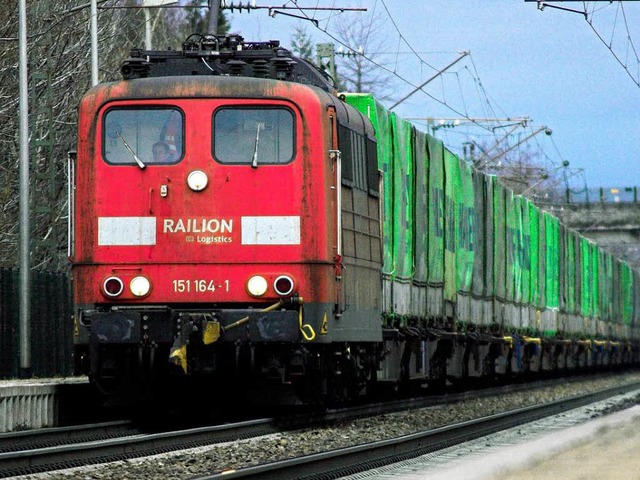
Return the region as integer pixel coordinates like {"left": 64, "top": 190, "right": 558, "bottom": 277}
{"left": 221, "top": 1, "right": 640, "bottom": 190}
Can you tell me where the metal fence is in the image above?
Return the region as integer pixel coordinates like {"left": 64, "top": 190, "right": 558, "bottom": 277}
{"left": 561, "top": 187, "right": 640, "bottom": 204}
{"left": 0, "top": 267, "right": 73, "bottom": 379}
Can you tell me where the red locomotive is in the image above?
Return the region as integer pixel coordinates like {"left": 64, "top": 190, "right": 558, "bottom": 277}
{"left": 71, "top": 34, "right": 381, "bottom": 402}
{"left": 71, "top": 34, "right": 640, "bottom": 405}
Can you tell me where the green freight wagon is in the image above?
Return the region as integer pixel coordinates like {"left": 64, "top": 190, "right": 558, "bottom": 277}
{"left": 342, "top": 92, "right": 639, "bottom": 383}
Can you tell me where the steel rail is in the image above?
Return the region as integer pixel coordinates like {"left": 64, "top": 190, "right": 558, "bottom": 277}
{"left": 0, "top": 420, "right": 135, "bottom": 454}
{"left": 193, "top": 382, "right": 640, "bottom": 480}
{"left": 0, "top": 417, "right": 278, "bottom": 478}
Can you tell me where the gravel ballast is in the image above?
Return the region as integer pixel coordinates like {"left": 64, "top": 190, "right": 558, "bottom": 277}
{"left": 17, "top": 372, "right": 640, "bottom": 480}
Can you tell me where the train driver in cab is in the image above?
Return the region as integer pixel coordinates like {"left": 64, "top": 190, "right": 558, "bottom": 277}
{"left": 152, "top": 141, "right": 170, "bottom": 163}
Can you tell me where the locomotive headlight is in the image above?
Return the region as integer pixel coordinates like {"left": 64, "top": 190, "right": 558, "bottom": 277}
{"left": 130, "top": 276, "right": 151, "bottom": 297}
{"left": 247, "top": 275, "right": 268, "bottom": 297}
{"left": 274, "top": 275, "right": 294, "bottom": 296}
{"left": 187, "top": 170, "right": 208, "bottom": 191}
{"left": 103, "top": 276, "right": 124, "bottom": 297}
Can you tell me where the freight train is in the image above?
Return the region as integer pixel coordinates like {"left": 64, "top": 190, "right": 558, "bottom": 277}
{"left": 70, "top": 33, "right": 640, "bottom": 404}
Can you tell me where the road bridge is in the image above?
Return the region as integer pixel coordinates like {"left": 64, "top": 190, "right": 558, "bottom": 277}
{"left": 542, "top": 187, "right": 640, "bottom": 270}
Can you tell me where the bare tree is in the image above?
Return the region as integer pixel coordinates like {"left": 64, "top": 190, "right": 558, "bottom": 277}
{"left": 474, "top": 141, "right": 567, "bottom": 201}
{"left": 332, "top": 12, "right": 396, "bottom": 102}
{"left": 0, "top": 0, "right": 184, "bottom": 270}
{"left": 0, "top": 1, "right": 97, "bottom": 269}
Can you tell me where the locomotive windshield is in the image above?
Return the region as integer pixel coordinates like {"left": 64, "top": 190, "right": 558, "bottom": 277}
{"left": 103, "top": 108, "right": 184, "bottom": 165}
{"left": 213, "top": 107, "right": 294, "bottom": 165}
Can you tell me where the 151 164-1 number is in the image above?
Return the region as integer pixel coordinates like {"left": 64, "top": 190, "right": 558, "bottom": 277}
{"left": 172, "top": 279, "right": 230, "bottom": 293}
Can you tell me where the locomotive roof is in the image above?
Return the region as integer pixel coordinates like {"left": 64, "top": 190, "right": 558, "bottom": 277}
{"left": 120, "top": 33, "right": 334, "bottom": 93}
{"left": 98, "top": 35, "right": 375, "bottom": 139}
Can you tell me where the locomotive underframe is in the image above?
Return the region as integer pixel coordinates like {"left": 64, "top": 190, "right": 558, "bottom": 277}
{"left": 74, "top": 302, "right": 381, "bottom": 402}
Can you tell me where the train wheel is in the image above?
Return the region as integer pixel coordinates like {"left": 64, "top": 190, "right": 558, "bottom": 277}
{"left": 428, "top": 354, "right": 447, "bottom": 392}
{"left": 363, "top": 356, "right": 378, "bottom": 397}
{"left": 326, "top": 353, "right": 359, "bottom": 405}
{"left": 91, "top": 346, "right": 133, "bottom": 396}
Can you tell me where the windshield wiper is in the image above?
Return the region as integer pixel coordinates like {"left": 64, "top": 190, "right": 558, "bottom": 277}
{"left": 251, "top": 122, "right": 263, "bottom": 169}
{"left": 115, "top": 130, "right": 146, "bottom": 170}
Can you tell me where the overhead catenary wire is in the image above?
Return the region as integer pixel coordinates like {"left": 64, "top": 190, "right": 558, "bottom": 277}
{"left": 310, "top": 26, "right": 496, "bottom": 132}
{"left": 584, "top": 2, "right": 640, "bottom": 88}
{"left": 272, "top": 2, "right": 509, "bottom": 137}
{"left": 534, "top": 1, "right": 640, "bottom": 88}
{"left": 280, "top": 1, "right": 572, "bottom": 181}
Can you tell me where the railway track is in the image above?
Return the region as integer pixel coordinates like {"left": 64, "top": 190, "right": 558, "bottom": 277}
{"left": 0, "top": 417, "right": 280, "bottom": 478}
{"left": 1, "top": 373, "right": 638, "bottom": 478}
{"left": 195, "top": 382, "right": 640, "bottom": 480}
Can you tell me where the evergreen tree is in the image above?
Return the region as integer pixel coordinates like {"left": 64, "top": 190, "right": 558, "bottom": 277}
{"left": 182, "top": 0, "right": 229, "bottom": 36}
{"left": 290, "top": 25, "right": 314, "bottom": 61}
